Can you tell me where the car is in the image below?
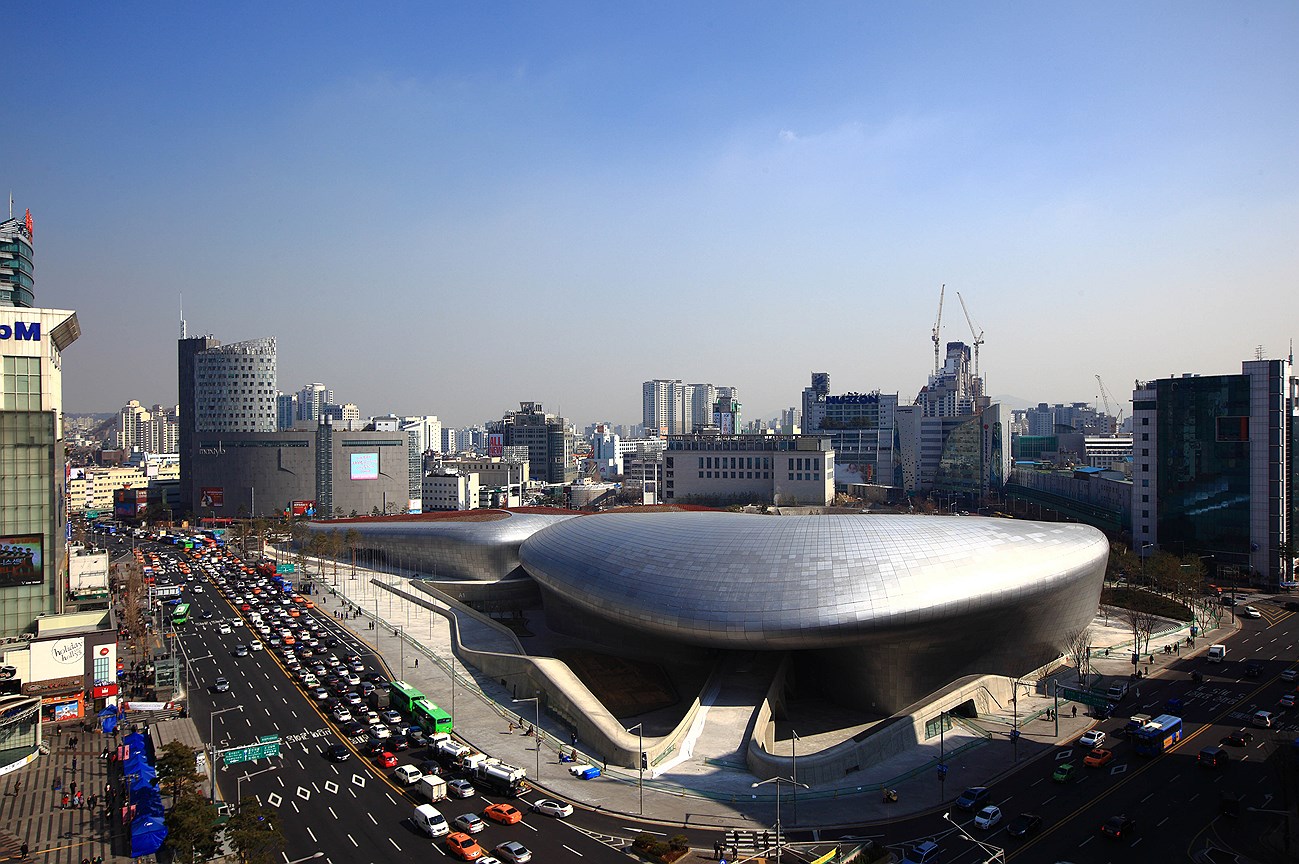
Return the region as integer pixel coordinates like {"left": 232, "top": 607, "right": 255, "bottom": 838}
{"left": 394, "top": 764, "right": 423, "bottom": 785}
{"left": 324, "top": 744, "right": 350, "bottom": 762}
{"left": 448, "top": 779, "right": 476, "bottom": 799}
{"left": 238, "top": 604, "right": 251, "bottom": 612}
{"left": 359, "top": 682, "right": 376, "bottom": 696}
{"left": 201, "top": 610, "right": 214, "bottom": 620}
{"left": 1282, "top": 693, "right": 1298, "bottom": 709}
{"left": 332, "top": 706, "right": 354, "bottom": 723}
{"left": 381, "top": 709, "right": 402, "bottom": 725}
{"left": 368, "top": 724, "right": 392, "bottom": 740}
{"left": 1052, "top": 762, "right": 1076, "bottom": 782}
{"left": 1253, "top": 710, "right": 1275, "bottom": 728}
{"left": 233, "top": 645, "right": 249, "bottom": 657}
{"left": 311, "top": 686, "right": 330, "bottom": 701}
{"left": 453, "top": 813, "right": 487, "bottom": 834}
{"left": 483, "top": 803, "right": 523, "bottom": 824}
{"left": 218, "top": 622, "right": 233, "bottom": 634}
{"left": 249, "top": 641, "right": 263, "bottom": 651}
{"left": 973, "top": 805, "right": 1002, "bottom": 829}
{"left": 903, "top": 841, "right": 941, "bottom": 864}
{"left": 1005, "top": 812, "right": 1042, "bottom": 838}
{"left": 345, "top": 672, "right": 362, "bottom": 686}
{"left": 1105, "top": 682, "right": 1128, "bottom": 702}
{"left": 1079, "top": 729, "right": 1106, "bottom": 748}
{"left": 1243, "top": 605, "right": 1261, "bottom": 618}
{"left": 1283, "top": 669, "right": 1299, "bottom": 682}
{"left": 341, "top": 720, "right": 368, "bottom": 736}
{"left": 954, "top": 786, "right": 990, "bottom": 812}
{"left": 389, "top": 735, "right": 411, "bottom": 751}
{"left": 374, "top": 751, "right": 398, "bottom": 768}
{"left": 1100, "top": 814, "right": 1136, "bottom": 840}
{"left": 1222, "top": 595, "right": 1238, "bottom": 607}
{"left": 1084, "top": 748, "right": 1114, "bottom": 768}
{"left": 1245, "top": 660, "right": 1263, "bottom": 678}
{"left": 1221, "top": 729, "right": 1254, "bottom": 747}
{"left": 492, "top": 841, "right": 532, "bottom": 864}
{"left": 344, "top": 691, "right": 364, "bottom": 707}
{"left": 446, "top": 833, "right": 484, "bottom": 861}
{"left": 407, "top": 728, "right": 427, "bottom": 746}
{"left": 529, "top": 798, "right": 574, "bottom": 818}
{"left": 418, "top": 760, "right": 442, "bottom": 777}
{"left": 213, "top": 677, "right": 231, "bottom": 692}
{"left": 367, "top": 673, "right": 389, "bottom": 685}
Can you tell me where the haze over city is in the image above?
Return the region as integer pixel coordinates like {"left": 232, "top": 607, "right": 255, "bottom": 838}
{"left": 12, "top": 2, "right": 1299, "bottom": 426}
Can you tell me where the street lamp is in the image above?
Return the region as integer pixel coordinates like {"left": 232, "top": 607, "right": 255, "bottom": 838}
{"left": 209, "top": 705, "right": 244, "bottom": 800}
{"left": 512, "top": 694, "right": 541, "bottom": 783}
{"left": 790, "top": 729, "right": 801, "bottom": 826}
{"left": 943, "top": 811, "right": 1006, "bottom": 863}
{"left": 235, "top": 763, "right": 277, "bottom": 813}
{"left": 751, "top": 776, "right": 809, "bottom": 864}
{"left": 626, "top": 722, "right": 644, "bottom": 816}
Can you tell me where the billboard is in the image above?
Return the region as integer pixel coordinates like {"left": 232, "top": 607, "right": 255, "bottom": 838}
{"left": 407, "top": 498, "right": 422, "bottom": 515}
{"left": 199, "top": 487, "right": 225, "bottom": 508}
{"left": 290, "top": 500, "right": 317, "bottom": 517}
{"left": 69, "top": 551, "right": 110, "bottom": 594}
{"left": 349, "top": 452, "right": 379, "bottom": 480}
{"left": 488, "top": 433, "right": 504, "bottom": 458}
{"left": 29, "top": 637, "right": 85, "bottom": 681}
{"left": 0, "top": 534, "right": 44, "bottom": 588}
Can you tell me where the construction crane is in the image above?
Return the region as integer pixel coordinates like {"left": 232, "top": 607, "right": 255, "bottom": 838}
{"left": 1095, "top": 374, "right": 1124, "bottom": 430}
{"left": 956, "top": 291, "right": 986, "bottom": 388}
{"left": 931, "top": 284, "right": 946, "bottom": 376}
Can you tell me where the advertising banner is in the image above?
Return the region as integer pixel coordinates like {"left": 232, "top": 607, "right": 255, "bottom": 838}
{"left": 70, "top": 551, "right": 110, "bottom": 594}
{"left": 0, "top": 534, "right": 44, "bottom": 588}
{"left": 290, "top": 500, "right": 316, "bottom": 517}
{"left": 407, "top": 499, "right": 422, "bottom": 514}
{"left": 29, "top": 638, "right": 85, "bottom": 682}
{"left": 488, "top": 433, "right": 504, "bottom": 458}
{"left": 199, "top": 487, "right": 225, "bottom": 508}
{"left": 349, "top": 452, "right": 379, "bottom": 480}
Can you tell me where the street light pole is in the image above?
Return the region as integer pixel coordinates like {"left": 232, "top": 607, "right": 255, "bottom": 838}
{"left": 751, "top": 776, "right": 809, "bottom": 864}
{"left": 626, "top": 723, "right": 644, "bottom": 816}
{"left": 943, "top": 810, "right": 1006, "bottom": 863}
{"left": 512, "top": 694, "right": 541, "bottom": 783}
{"left": 790, "top": 729, "right": 800, "bottom": 826}
{"left": 209, "top": 705, "right": 243, "bottom": 800}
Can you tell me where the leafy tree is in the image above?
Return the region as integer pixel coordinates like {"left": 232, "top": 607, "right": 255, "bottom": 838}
{"left": 227, "top": 798, "right": 285, "bottom": 864}
{"left": 164, "top": 788, "right": 220, "bottom": 864}
{"left": 155, "top": 741, "right": 205, "bottom": 799}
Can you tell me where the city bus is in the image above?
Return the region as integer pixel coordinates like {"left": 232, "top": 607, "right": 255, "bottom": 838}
{"left": 389, "top": 680, "right": 426, "bottom": 714}
{"left": 411, "top": 699, "right": 453, "bottom": 734}
{"left": 171, "top": 603, "right": 192, "bottom": 628}
{"left": 1132, "top": 713, "right": 1182, "bottom": 756}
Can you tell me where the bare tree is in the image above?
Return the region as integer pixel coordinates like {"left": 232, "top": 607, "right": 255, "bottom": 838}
{"left": 1063, "top": 626, "right": 1093, "bottom": 685}
{"left": 1131, "top": 610, "right": 1159, "bottom": 656}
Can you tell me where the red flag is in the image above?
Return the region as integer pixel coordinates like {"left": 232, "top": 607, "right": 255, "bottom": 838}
{"left": 24, "top": 209, "right": 33, "bottom": 238}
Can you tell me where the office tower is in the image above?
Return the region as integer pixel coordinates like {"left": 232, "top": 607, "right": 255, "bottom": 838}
{"left": 441, "top": 427, "right": 458, "bottom": 453}
{"left": 0, "top": 203, "right": 81, "bottom": 635}
{"left": 177, "top": 335, "right": 220, "bottom": 513}
{"left": 0, "top": 209, "right": 35, "bottom": 307}
{"left": 495, "top": 402, "right": 577, "bottom": 484}
{"left": 1131, "top": 358, "right": 1295, "bottom": 586}
{"left": 277, "top": 393, "right": 298, "bottom": 430}
{"left": 194, "top": 339, "right": 277, "bottom": 432}
{"left": 802, "top": 372, "right": 830, "bottom": 433}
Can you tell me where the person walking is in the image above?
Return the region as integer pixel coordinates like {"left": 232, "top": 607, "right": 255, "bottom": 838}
{"left": 1071, "top": 705, "right": 1077, "bottom": 718}
{"left": 61, "top": 793, "right": 69, "bottom": 809}
{"left": 11, "top": 779, "right": 20, "bottom": 795}
{"left": 19, "top": 841, "right": 27, "bottom": 859}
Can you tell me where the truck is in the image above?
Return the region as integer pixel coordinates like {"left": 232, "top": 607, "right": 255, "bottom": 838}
{"left": 414, "top": 775, "right": 447, "bottom": 802}
{"left": 471, "top": 760, "right": 527, "bottom": 797}
{"left": 454, "top": 751, "right": 490, "bottom": 773}
{"left": 1207, "top": 644, "right": 1227, "bottom": 663}
{"left": 367, "top": 689, "right": 391, "bottom": 711}
{"left": 434, "top": 737, "right": 471, "bottom": 763}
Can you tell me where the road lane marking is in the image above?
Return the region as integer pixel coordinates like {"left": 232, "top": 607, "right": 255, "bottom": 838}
{"left": 368, "top": 813, "right": 377, "bottom": 825}
{"left": 328, "top": 806, "right": 338, "bottom": 819}
{"left": 388, "top": 839, "right": 401, "bottom": 851}
{"left": 563, "top": 846, "right": 583, "bottom": 856}
{"left": 347, "top": 835, "right": 358, "bottom": 848}
{"left": 307, "top": 827, "right": 317, "bottom": 842}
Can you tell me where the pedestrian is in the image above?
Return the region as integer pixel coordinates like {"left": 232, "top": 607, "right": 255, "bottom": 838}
{"left": 1071, "top": 705, "right": 1077, "bottom": 718}
{"left": 571, "top": 731, "right": 578, "bottom": 747}
{"left": 414, "top": 658, "right": 418, "bottom": 668}
{"left": 19, "top": 841, "right": 27, "bottom": 859}
{"left": 61, "top": 793, "right": 69, "bottom": 809}
{"left": 12, "top": 779, "right": 20, "bottom": 795}
{"left": 70, "top": 781, "right": 77, "bottom": 796}
{"left": 53, "top": 777, "right": 62, "bottom": 793}
{"left": 72, "top": 756, "right": 77, "bottom": 772}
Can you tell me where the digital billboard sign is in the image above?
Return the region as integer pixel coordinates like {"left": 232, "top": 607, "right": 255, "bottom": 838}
{"left": 199, "top": 487, "right": 225, "bottom": 508}
{"left": 0, "top": 534, "right": 43, "bottom": 588}
{"left": 350, "top": 452, "right": 379, "bottom": 480}
{"left": 291, "top": 500, "right": 317, "bottom": 517}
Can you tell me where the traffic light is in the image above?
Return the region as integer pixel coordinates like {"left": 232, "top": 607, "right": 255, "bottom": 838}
{"left": 640, "top": 752, "right": 648, "bottom": 770}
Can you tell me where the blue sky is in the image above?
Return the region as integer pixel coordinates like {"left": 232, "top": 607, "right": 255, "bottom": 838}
{"left": 14, "top": 2, "right": 1299, "bottom": 427}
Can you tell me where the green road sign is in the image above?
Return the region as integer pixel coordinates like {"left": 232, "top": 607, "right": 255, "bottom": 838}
{"left": 1056, "top": 684, "right": 1109, "bottom": 708}
{"left": 222, "top": 739, "right": 281, "bottom": 766}
{"left": 258, "top": 734, "right": 279, "bottom": 744}
{"left": 276, "top": 563, "right": 295, "bottom": 574}
{"left": 85, "top": 511, "right": 100, "bottom": 519}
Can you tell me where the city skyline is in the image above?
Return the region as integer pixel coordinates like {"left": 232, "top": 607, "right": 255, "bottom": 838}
{"left": 13, "top": 3, "right": 1299, "bottom": 427}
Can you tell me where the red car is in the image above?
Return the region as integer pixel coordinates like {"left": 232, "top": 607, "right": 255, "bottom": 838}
{"left": 483, "top": 803, "right": 523, "bottom": 824}
{"left": 1084, "top": 748, "right": 1114, "bottom": 768}
{"left": 446, "top": 832, "right": 483, "bottom": 861}
{"left": 374, "top": 751, "right": 398, "bottom": 768}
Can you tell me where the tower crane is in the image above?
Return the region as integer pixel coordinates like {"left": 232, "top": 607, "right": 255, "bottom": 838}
{"left": 931, "top": 284, "right": 945, "bottom": 376}
{"left": 1095, "top": 374, "right": 1124, "bottom": 430}
{"left": 956, "top": 291, "right": 986, "bottom": 389}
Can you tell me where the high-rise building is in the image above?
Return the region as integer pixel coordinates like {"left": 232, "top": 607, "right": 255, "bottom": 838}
{"left": 495, "top": 402, "right": 577, "bottom": 484}
{"left": 1131, "top": 359, "right": 1296, "bottom": 586}
{"left": 1, "top": 210, "right": 36, "bottom": 308}
{"left": 177, "top": 335, "right": 220, "bottom": 510}
{"left": 0, "top": 204, "right": 81, "bottom": 636}
{"left": 194, "top": 338, "right": 277, "bottom": 432}
{"left": 276, "top": 393, "right": 298, "bottom": 430}
{"left": 117, "top": 401, "right": 180, "bottom": 453}
{"left": 295, "top": 383, "right": 333, "bottom": 423}
{"left": 643, "top": 379, "right": 738, "bottom": 436}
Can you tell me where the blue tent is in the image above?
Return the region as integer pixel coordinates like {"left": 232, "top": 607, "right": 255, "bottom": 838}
{"left": 130, "top": 812, "right": 167, "bottom": 857}
{"left": 97, "top": 706, "right": 119, "bottom": 735}
{"left": 119, "top": 731, "right": 168, "bottom": 858}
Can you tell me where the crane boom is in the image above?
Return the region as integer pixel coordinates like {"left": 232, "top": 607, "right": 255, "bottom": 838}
{"left": 1095, "top": 374, "right": 1124, "bottom": 430}
{"left": 932, "top": 283, "right": 945, "bottom": 375}
{"left": 956, "top": 291, "right": 986, "bottom": 387}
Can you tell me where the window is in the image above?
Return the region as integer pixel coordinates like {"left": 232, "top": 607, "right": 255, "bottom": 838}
{"left": 2, "top": 356, "right": 42, "bottom": 410}
{"left": 1141, "top": 494, "right": 1148, "bottom": 503}
{"left": 1141, "top": 448, "right": 1148, "bottom": 456}
{"left": 1142, "top": 418, "right": 1149, "bottom": 425}
{"left": 1142, "top": 510, "right": 1149, "bottom": 518}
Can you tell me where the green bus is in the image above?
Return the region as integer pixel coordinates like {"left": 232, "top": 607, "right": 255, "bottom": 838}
{"left": 171, "top": 603, "right": 191, "bottom": 627}
{"left": 389, "top": 680, "right": 452, "bottom": 733}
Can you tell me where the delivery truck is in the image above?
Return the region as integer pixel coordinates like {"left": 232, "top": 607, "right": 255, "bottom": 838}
{"left": 471, "top": 760, "right": 527, "bottom": 797}
{"left": 414, "top": 775, "right": 447, "bottom": 802}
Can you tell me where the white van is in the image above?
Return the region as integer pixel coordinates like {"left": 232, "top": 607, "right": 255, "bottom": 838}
{"left": 411, "top": 803, "right": 449, "bottom": 837}
{"left": 1207, "top": 644, "right": 1227, "bottom": 663}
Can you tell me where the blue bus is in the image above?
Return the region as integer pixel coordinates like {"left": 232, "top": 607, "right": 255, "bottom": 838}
{"left": 1133, "top": 714, "right": 1182, "bottom": 756}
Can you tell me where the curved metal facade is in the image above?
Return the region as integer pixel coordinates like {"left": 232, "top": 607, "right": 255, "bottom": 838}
{"left": 308, "top": 513, "right": 574, "bottom": 582}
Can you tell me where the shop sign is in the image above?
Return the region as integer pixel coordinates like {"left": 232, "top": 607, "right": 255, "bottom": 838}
{"left": 93, "top": 684, "right": 118, "bottom": 698}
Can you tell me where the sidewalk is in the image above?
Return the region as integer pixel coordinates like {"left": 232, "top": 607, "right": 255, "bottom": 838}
{"left": 0, "top": 722, "right": 124, "bottom": 864}
{"left": 305, "top": 556, "right": 1238, "bottom": 832}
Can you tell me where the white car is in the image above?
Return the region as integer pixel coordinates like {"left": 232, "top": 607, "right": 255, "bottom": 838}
{"left": 447, "top": 779, "right": 476, "bottom": 798}
{"left": 332, "top": 706, "right": 353, "bottom": 723}
{"left": 217, "top": 622, "right": 232, "bottom": 634}
{"left": 368, "top": 724, "right": 392, "bottom": 740}
{"left": 453, "top": 812, "right": 486, "bottom": 834}
{"left": 1079, "top": 729, "right": 1105, "bottom": 748}
{"left": 529, "top": 798, "right": 574, "bottom": 818}
{"left": 1243, "top": 606, "right": 1261, "bottom": 619}
{"left": 393, "top": 765, "right": 422, "bottom": 785}
{"left": 249, "top": 641, "right": 263, "bottom": 651}
{"left": 974, "top": 805, "right": 1002, "bottom": 829}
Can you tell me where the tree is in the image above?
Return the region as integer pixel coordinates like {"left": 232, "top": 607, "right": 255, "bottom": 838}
{"left": 164, "top": 789, "right": 220, "bottom": 864}
{"left": 345, "top": 528, "right": 361, "bottom": 578}
{"left": 1131, "top": 609, "right": 1159, "bottom": 656}
{"left": 1063, "top": 626, "right": 1093, "bottom": 685}
{"left": 155, "top": 741, "right": 205, "bottom": 799}
{"left": 227, "top": 798, "right": 285, "bottom": 864}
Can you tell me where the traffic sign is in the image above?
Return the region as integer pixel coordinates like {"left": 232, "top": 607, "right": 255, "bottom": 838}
{"left": 259, "top": 734, "right": 280, "bottom": 744}
{"left": 222, "top": 739, "right": 281, "bottom": 765}
{"left": 937, "top": 763, "right": 948, "bottom": 777}
{"left": 86, "top": 511, "right": 100, "bottom": 519}
{"left": 276, "top": 563, "right": 295, "bottom": 574}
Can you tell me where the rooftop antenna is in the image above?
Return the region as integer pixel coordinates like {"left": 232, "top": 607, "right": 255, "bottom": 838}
{"left": 180, "top": 293, "right": 187, "bottom": 339}
{"left": 8, "top": 192, "right": 12, "bottom": 220}
{"left": 931, "top": 283, "right": 946, "bottom": 376}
